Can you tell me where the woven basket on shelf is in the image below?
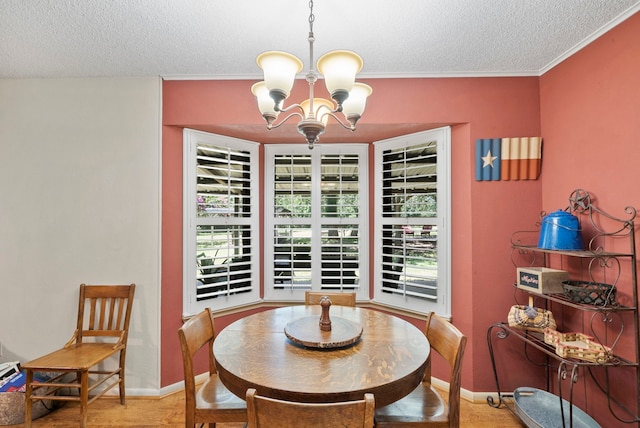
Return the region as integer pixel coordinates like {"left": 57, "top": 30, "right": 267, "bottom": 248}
{"left": 508, "top": 305, "right": 556, "bottom": 332}
{"left": 561, "top": 280, "right": 616, "bottom": 306}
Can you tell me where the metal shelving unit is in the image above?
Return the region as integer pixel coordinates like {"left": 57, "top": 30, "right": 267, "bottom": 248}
{"left": 487, "top": 189, "right": 639, "bottom": 427}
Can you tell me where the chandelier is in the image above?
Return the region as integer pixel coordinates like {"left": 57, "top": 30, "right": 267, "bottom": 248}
{"left": 251, "top": 0, "right": 372, "bottom": 149}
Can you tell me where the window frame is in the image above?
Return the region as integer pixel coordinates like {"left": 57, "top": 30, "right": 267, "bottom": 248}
{"left": 182, "top": 129, "right": 261, "bottom": 316}
{"left": 263, "top": 143, "right": 369, "bottom": 302}
{"left": 372, "top": 127, "right": 452, "bottom": 316}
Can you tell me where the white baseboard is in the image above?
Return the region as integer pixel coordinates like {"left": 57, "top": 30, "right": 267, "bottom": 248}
{"left": 94, "top": 373, "right": 209, "bottom": 398}
{"left": 429, "top": 377, "right": 500, "bottom": 404}
{"left": 129, "top": 375, "right": 502, "bottom": 403}
{"left": 158, "top": 372, "right": 209, "bottom": 397}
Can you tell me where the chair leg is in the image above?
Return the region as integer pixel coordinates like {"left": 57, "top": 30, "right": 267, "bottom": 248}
{"left": 80, "top": 370, "right": 89, "bottom": 428}
{"left": 119, "top": 350, "right": 126, "bottom": 405}
{"left": 119, "top": 374, "right": 126, "bottom": 405}
{"left": 24, "top": 369, "right": 33, "bottom": 428}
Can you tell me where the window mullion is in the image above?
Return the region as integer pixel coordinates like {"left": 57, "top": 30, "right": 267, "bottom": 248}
{"left": 311, "top": 150, "right": 323, "bottom": 284}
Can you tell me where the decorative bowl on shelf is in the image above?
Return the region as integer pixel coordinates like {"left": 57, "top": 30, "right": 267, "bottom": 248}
{"left": 544, "top": 328, "right": 612, "bottom": 363}
{"left": 562, "top": 280, "right": 616, "bottom": 306}
{"left": 514, "top": 387, "right": 601, "bottom": 428}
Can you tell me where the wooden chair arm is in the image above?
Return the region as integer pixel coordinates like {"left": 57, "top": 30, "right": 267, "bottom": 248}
{"left": 112, "top": 332, "right": 127, "bottom": 350}
{"left": 64, "top": 330, "right": 80, "bottom": 348}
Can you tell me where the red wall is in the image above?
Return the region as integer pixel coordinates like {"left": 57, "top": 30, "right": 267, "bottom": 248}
{"left": 162, "top": 76, "right": 543, "bottom": 393}
{"left": 538, "top": 12, "right": 640, "bottom": 427}
{"left": 540, "top": 13, "right": 640, "bottom": 210}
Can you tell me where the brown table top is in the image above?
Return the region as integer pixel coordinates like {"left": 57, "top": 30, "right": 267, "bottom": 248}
{"left": 213, "top": 305, "right": 430, "bottom": 407}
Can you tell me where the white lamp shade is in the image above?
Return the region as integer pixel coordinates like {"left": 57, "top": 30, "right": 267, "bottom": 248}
{"left": 256, "top": 51, "right": 303, "bottom": 98}
{"left": 300, "top": 98, "right": 334, "bottom": 125}
{"left": 341, "top": 83, "right": 373, "bottom": 117}
{"left": 251, "top": 81, "right": 278, "bottom": 115}
{"left": 316, "top": 50, "right": 363, "bottom": 95}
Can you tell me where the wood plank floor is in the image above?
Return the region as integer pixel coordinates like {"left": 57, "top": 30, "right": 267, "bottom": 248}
{"left": 11, "top": 389, "right": 524, "bottom": 427}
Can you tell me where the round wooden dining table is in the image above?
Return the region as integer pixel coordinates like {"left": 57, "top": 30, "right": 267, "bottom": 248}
{"left": 213, "top": 305, "right": 430, "bottom": 408}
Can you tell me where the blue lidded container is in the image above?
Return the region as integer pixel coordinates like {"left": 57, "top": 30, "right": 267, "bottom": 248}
{"left": 538, "top": 210, "right": 585, "bottom": 250}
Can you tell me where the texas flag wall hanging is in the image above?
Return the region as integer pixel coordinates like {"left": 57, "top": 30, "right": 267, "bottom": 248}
{"left": 475, "top": 137, "right": 542, "bottom": 181}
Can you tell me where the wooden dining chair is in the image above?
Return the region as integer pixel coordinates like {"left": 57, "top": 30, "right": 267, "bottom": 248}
{"left": 178, "top": 307, "right": 247, "bottom": 428}
{"left": 374, "top": 312, "right": 467, "bottom": 428}
{"left": 23, "top": 283, "right": 135, "bottom": 428}
{"left": 305, "top": 291, "right": 356, "bottom": 307}
{"left": 246, "top": 388, "right": 375, "bottom": 428}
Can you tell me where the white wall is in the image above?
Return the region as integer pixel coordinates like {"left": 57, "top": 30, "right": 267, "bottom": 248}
{"left": 0, "top": 77, "right": 162, "bottom": 395}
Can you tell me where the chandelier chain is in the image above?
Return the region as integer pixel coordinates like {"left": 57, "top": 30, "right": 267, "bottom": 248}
{"left": 308, "top": 0, "right": 315, "bottom": 32}
{"left": 306, "top": 0, "right": 317, "bottom": 85}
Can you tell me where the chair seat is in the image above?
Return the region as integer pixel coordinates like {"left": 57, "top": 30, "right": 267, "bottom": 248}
{"left": 196, "top": 374, "right": 247, "bottom": 413}
{"left": 374, "top": 383, "right": 448, "bottom": 427}
{"left": 23, "top": 343, "right": 121, "bottom": 371}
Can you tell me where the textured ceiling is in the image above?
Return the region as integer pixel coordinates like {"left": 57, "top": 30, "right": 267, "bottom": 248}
{"left": 2, "top": 0, "right": 639, "bottom": 79}
{"left": 3, "top": 1, "right": 639, "bottom": 144}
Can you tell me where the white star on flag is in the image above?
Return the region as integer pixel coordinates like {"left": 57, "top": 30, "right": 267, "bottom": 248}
{"left": 482, "top": 150, "right": 497, "bottom": 168}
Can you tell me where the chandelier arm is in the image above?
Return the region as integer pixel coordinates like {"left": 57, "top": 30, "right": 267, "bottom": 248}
{"left": 317, "top": 108, "right": 358, "bottom": 132}
{"left": 266, "top": 111, "right": 305, "bottom": 130}
{"left": 277, "top": 103, "right": 305, "bottom": 115}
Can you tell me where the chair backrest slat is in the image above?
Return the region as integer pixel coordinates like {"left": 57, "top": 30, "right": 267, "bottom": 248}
{"left": 114, "top": 297, "right": 125, "bottom": 329}
{"left": 106, "top": 298, "right": 115, "bottom": 329}
{"left": 98, "top": 298, "right": 107, "bottom": 329}
{"left": 87, "top": 299, "right": 97, "bottom": 331}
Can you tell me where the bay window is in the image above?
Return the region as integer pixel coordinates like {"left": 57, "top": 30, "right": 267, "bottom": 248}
{"left": 183, "top": 127, "right": 449, "bottom": 316}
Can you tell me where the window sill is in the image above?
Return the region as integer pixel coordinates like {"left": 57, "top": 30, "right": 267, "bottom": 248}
{"left": 182, "top": 299, "right": 434, "bottom": 323}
